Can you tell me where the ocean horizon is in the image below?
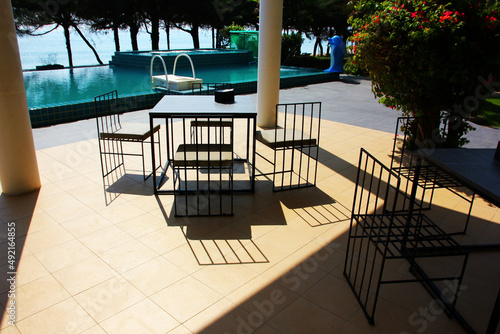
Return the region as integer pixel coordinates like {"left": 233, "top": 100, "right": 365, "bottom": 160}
{"left": 18, "top": 26, "right": 317, "bottom": 70}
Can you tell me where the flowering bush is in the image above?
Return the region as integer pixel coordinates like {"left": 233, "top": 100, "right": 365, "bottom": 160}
{"left": 349, "top": 0, "right": 500, "bottom": 147}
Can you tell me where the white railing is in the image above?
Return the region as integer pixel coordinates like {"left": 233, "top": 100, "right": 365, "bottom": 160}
{"left": 150, "top": 54, "right": 168, "bottom": 90}
{"left": 172, "top": 53, "right": 196, "bottom": 79}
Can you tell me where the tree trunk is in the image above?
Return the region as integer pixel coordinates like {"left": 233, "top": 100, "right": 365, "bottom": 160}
{"left": 165, "top": 22, "right": 170, "bottom": 50}
{"left": 413, "top": 104, "right": 442, "bottom": 149}
{"left": 313, "top": 38, "right": 323, "bottom": 57}
{"left": 113, "top": 23, "right": 120, "bottom": 52}
{"left": 216, "top": 29, "right": 221, "bottom": 48}
{"left": 151, "top": 18, "right": 160, "bottom": 50}
{"left": 190, "top": 23, "right": 200, "bottom": 49}
{"left": 130, "top": 23, "right": 139, "bottom": 51}
{"left": 63, "top": 23, "right": 73, "bottom": 68}
{"left": 72, "top": 24, "right": 103, "bottom": 65}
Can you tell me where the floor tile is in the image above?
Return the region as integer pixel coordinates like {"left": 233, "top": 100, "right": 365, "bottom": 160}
{"left": 138, "top": 226, "right": 186, "bottom": 255}
{"left": 99, "top": 239, "right": 158, "bottom": 273}
{"left": 79, "top": 225, "right": 134, "bottom": 254}
{"left": 183, "top": 298, "right": 250, "bottom": 334}
{"left": 302, "top": 273, "right": 360, "bottom": 321}
{"left": 34, "top": 239, "right": 94, "bottom": 273}
{"left": 53, "top": 256, "right": 118, "bottom": 295}
{"left": 23, "top": 224, "right": 75, "bottom": 254}
{"left": 151, "top": 276, "right": 221, "bottom": 323}
{"left": 122, "top": 256, "right": 187, "bottom": 296}
{"left": 13, "top": 275, "right": 70, "bottom": 321}
{"left": 61, "top": 213, "right": 113, "bottom": 238}
{"left": 13, "top": 254, "right": 49, "bottom": 287}
{"left": 117, "top": 212, "right": 167, "bottom": 238}
{"left": 74, "top": 276, "right": 145, "bottom": 323}
{"left": 191, "top": 262, "right": 258, "bottom": 295}
{"left": 100, "top": 299, "right": 179, "bottom": 334}
{"left": 16, "top": 298, "right": 96, "bottom": 334}
{"left": 266, "top": 296, "right": 345, "bottom": 333}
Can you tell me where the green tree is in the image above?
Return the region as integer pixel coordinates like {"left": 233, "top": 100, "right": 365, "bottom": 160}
{"left": 169, "top": 0, "right": 220, "bottom": 49}
{"left": 281, "top": 32, "right": 303, "bottom": 63}
{"left": 13, "top": 0, "right": 103, "bottom": 67}
{"left": 284, "top": 0, "right": 350, "bottom": 56}
{"left": 78, "top": 0, "right": 126, "bottom": 52}
{"left": 350, "top": 0, "right": 500, "bottom": 147}
{"left": 211, "top": 0, "right": 258, "bottom": 48}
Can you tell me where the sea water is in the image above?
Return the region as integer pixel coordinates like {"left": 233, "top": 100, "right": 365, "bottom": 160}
{"left": 18, "top": 27, "right": 316, "bottom": 70}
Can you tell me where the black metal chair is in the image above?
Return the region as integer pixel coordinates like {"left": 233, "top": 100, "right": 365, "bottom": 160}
{"left": 390, "top": 116, "right": 476, "bottom": 234}
{"left": 344, "top": 148, "right": 469, "bottom": 326}
{"left": 256, "top": 102, "right": 321, "bottom": 191}
{"left": 169, "top": 116, "right": 234, "bottom": 217}
{"left": 190, "top": 83, "right": 234, "bottom": 144}
{"left": 191, "top": 82, "right": 233, "bottom": 95}
{"left": 94, "top": 90, "right": 161, "bottom": 192}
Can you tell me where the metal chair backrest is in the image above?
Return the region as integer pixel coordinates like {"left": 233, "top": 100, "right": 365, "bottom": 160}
{"left": 94, "top": 90, "right": 121, "bottom": 135}
{"left": 344, "top": 149, "right": 402, "bottom": 322}
{"left": 352, "top": 148, "right": 401, "bottom": 221}
{"left": 275, "top": 102, "right": 322, "bottom": 146}
{"left": 191, "top": 83, "right": 233, "bottom": 95}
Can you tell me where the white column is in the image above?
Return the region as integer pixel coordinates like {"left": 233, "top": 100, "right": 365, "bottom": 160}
{"left": 0, "top": 0, "right": 41, "bottom": 195}
{"left": 256, "top": 0, "right": 283, "bottom": 128}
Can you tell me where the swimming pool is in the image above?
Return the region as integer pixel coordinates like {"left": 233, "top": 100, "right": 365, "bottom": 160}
{"left": 25, "top": 49, "right": 337, "bottom": 127}
{"left": 24, "top": 64, "right": 327, "bottom": 108}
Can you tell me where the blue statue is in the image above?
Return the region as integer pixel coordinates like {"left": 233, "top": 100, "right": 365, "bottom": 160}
{"left": 325, "top": 36, "right": 346, "bottom": 73}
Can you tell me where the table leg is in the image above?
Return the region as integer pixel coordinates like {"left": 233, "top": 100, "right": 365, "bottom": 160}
{"left": 149, "top": 115, "right": 158, "bottom": 195}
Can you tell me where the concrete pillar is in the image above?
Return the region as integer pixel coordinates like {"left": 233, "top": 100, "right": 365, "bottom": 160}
{"left": 0, "top": 0, "right": 41, "bottom": 195}
{"left": 256, "top": 0, "right": 283, "bottom": 128}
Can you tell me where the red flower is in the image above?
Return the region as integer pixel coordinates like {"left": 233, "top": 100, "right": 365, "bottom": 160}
{"left": 439, "top": 11, "right": 460, "bottom": 24}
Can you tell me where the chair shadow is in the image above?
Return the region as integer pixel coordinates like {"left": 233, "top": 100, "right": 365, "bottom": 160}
{"left": 152, "top": 169, "right": 352, "bottom": 265}
{"left": 102, "top": 168, "right": 156, "bottom": 205}
{"left": 152, "top": 179, "right": 277, "bottom": 265}
{"left": 278, "top": 186, "right": 351, "bottom": 227}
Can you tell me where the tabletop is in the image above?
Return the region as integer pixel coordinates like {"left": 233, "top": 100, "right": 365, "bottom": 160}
{"left": 149, "top": 95, "right": 257, "bottom": 117}
{"left": 418, "top": 148, "right": 500, "bottom": 207}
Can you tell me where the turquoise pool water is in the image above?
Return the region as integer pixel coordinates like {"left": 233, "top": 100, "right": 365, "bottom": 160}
{"left": 24, "top": 64, "right": 323, "bottom": 108}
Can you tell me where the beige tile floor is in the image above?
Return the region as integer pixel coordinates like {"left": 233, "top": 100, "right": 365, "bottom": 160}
{"left": 1, "top": 84, "right": 500, "bottom": 334}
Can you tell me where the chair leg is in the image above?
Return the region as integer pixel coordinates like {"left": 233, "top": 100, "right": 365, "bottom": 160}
{"left": 156, "top": 129, "right": 162, "bottom": 172}
{"left": 272, "top": 146, "right": 318, "bottom": 192}
{"left": 141, "top": 140, "right": 147, "bottom": 181}
{"left": 141, "top": 130, "right": 162, "bottom": 182}
{"left": 461, "top": 193, "right": 475, "bottom": 234}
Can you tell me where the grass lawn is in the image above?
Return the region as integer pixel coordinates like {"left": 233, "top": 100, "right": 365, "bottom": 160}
{"left": 472, "top": 95, "right": 500, "bottom": 128}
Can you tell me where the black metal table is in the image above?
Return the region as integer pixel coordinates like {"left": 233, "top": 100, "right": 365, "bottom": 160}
{"left": 418, "top": 148, "right": 500, "bottom": 334}
{"left": 149, "top": 95, "right": 257, "bottom": 194}
{"left": 418, "top": 148, "right": 500, "bottom": 207}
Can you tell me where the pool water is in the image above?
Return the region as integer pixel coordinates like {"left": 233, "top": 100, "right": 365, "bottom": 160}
{"left": 24, "top": 64, "right": 322, "bottom": 108}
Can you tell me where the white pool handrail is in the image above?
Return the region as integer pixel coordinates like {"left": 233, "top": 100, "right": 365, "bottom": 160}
{"left": 150, "top": 54, "right": 168, "bottom": 90}
{"left": 172, "top": 53, "right": 196, "bottom": 79}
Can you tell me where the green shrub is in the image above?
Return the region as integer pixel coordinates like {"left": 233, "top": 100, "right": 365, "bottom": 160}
{"left": 281, "top": 32, "right": 303, "bottom": 64}
{"left": 283, "top": 55, "right": 330, "bottom": 69}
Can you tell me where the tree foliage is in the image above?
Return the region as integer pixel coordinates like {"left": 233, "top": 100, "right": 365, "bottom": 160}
{"left": 284, "top": 0, "right": 350, "bottom": 56}
{"left": 13, "top": 0, "right": 351, "bottom": 68}
{"left": 350, "top": 0, "right": 500, "bottom": 147}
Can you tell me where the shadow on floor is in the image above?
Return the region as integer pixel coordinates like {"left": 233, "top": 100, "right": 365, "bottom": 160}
{"left": 0, "top": 189, "right": 40, "bottom": 327}
{"left": 191, "top": 202, "right": 500, "bottom": 334}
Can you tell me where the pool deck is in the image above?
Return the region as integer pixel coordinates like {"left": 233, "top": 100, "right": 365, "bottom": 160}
{"left": 2, "top": 77, "right": 500, "bottom": 333}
